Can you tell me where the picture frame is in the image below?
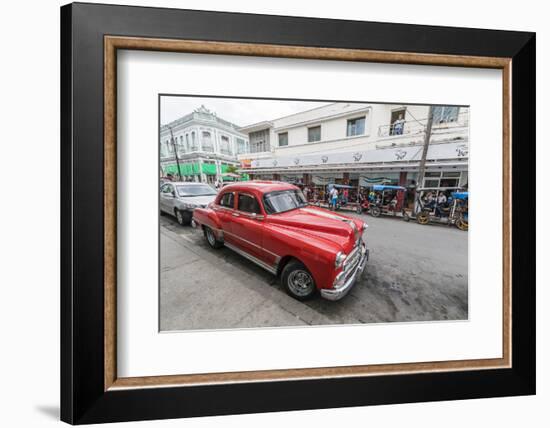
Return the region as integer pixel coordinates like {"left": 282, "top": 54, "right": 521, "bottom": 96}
{"left": 61, "top": 2, "right": 535, "bottom": 424}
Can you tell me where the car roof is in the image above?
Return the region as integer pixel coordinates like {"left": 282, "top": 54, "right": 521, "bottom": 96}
{"left": 167, "top": 182, "right": 212, "bottom": 186}
{"left": 221, "top": 180, "right": 297, "bottom": 193}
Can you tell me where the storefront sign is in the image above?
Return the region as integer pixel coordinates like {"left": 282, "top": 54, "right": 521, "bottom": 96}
{"left": 249, "top": 141, "right": 468, "bottom": 170}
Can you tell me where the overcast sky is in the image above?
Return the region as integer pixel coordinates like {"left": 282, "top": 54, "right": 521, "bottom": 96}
{"left": 160, "top": 96, "right": 330, "bottom": 128}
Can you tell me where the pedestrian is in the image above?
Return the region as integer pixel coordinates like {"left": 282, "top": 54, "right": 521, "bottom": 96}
{"left": 330, "top": 186, "right": 339, "bottom": 210}
{"left": 303, "top": 186, "right": 310, "bottom": 201}
{"left": 393, "top": 113, "right": 405, "bottom": 135}
{"left": 342, "top": 188, "right": 349, "bottom": 205}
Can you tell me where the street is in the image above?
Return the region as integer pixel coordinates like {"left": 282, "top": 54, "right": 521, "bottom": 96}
{"left": 160, "top": 212, "right": 468, "bottom": 331}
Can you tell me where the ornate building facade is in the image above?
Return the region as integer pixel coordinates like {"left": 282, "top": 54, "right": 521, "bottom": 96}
{"left": 160, "top": 105, "right": 249, "bottom": 184}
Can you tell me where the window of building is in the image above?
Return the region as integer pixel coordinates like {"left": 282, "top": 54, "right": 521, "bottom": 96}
{"left": 390, "top": 109, "right": 406, "bottom": 136}
{"left": 178, "top": 135, "right": 185, "bottom": 153}
{"left": 278, "top": 132, "right": 288, "bottom": 147}
{"left": 236, "top": 138, "right": 248, "bottom": 154}
{"left": 238, "top": 193, "right": 261, "bottom": 214}
{"left": 220, "top": 135, "right": 232, "bottom": 155}
{"left": 432, "top": 106, "right": 460, "bottom": 124}
{"left": 347, "top": 117, "right": 366, "bottom": 136}
{"left": 166, "top": 140, "right": 173, "bottom": 153}
{"left": 308, "top": 126, "right": 321, "bottom": 142}
{"left": 422, "top": 171, "right": 464, "bottom": 188}
{"left": 250, "top": 129, "right": 270, "bottom": 153}
{"left": 185, "top": 134, "right": 190, "bottom": 151}
{"left": 202, "top": 131, "right": 214, "bottom": 152}
{"left": 219, "top": 192, "right": 234, "bottom": 208}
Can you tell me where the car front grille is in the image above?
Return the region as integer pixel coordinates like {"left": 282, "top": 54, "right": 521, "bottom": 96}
{"left": 344, "top": 246, "right": 361, "bottom": 272}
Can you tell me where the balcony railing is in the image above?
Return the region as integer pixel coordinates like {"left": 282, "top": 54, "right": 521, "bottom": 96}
{"left": 378, "top": 120, "right": 425, "bottom": 138}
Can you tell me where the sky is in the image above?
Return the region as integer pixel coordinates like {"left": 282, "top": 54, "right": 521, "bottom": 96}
{"left": 160, "top": 96, "right": 330, "bottom": 128}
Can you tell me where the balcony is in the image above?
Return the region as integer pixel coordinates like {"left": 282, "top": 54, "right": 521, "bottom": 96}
{"left": 378, "top": 111, "right": 469, "bottom": 139}
{"left": 376, "top": 111, "right": 469, "bottom": 149}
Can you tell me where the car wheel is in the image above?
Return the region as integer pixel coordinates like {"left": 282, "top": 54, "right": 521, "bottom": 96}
{"left": 175, "top": 209, "right": 190, "bottom": 226}
{"left": 370, "top": 206, "right": 381, "bottom": 217}
{"left": 204, "top": 226, "right": 223, "bottom": 249}
{"left": 281, "top": 260, "right": 316, "bottom": 301}
{"left": 402, "top": 211, "right": 410, "bottom": 222}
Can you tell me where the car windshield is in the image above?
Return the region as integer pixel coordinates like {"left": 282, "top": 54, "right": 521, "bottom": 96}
{"left": 176, "top": 184, "right": 216, "bottom": 197}
{"left": 263, "top": 189, "right": 307, "bottom": 214}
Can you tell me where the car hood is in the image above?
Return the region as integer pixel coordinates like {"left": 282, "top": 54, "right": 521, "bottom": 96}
{"left": 177, "top": 194, "right": 217, "bottom": 207}
{"left": 267, "top": 206, "right": 363, "bottom": 253}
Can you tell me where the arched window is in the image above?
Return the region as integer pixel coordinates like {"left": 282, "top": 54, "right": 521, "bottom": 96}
{"left": 202, "top": 131, "right": 214, "bottom": 152}
{"left": 220, "top": 135, "right": 232, "bottom": 155}
{"left": 179, "top": 135, "right": 185, "bottom": 153}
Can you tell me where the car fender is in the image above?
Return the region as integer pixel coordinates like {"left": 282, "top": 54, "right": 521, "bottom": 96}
{"left": 193, "top": 207, "right": 222, "bottom": 232}
{"left": 267, "top": 225, "right": 340, "bottom": 290}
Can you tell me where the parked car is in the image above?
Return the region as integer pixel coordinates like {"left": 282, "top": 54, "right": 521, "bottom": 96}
{"left": 160, "top": 182, "right": 218, "bottom": 225}
{"left": 192, "top": 181, "right": 369, "bottom": 301}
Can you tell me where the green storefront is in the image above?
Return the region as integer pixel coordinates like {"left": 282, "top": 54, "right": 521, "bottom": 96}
{"left": 162, "top": 162, "right": 248, "bottom": 181}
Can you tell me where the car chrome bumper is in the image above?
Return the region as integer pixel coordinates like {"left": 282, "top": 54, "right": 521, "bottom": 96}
{"left": 320, "top": 245, "right": 369, "bottom": 301}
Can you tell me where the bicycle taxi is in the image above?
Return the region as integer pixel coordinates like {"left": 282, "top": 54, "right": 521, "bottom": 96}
{"left": 403, "top": 187, "right": 468, "bottom": 231}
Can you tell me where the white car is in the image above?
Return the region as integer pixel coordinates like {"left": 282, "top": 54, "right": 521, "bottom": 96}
{"left": 160, "top": 182, "right": 217, "bottom": 225}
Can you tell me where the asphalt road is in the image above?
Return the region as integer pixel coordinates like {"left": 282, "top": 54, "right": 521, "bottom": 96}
{"left": 160, "top": 211, "right": 468, "bottom": 331}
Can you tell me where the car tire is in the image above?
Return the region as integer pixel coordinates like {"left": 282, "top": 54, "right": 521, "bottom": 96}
{"left": 204, "top": 226, "right": 223, "bottom": 249}
{"left": 175, "top": 209, "right": 191, "bottom": 226}
{"left": 370, "top": 206, "right": 381, "bottom": 217}
{"left": 281, "top": 260, "right": 316, "bottom": 301}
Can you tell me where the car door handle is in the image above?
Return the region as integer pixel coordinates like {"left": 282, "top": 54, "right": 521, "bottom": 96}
{"left": 232, "top": 212, "right": 240, "bottom": 217}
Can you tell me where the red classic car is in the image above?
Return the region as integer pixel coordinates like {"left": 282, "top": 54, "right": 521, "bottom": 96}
{"left": 192, "top": 181, "right": 369, "bottom": 301}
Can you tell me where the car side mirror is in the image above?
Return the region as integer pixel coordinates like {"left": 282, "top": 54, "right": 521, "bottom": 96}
{"left": 251, "top": 212, "right": 264, "bottom": 221}
{"left": 171, "top": 191, "right": 176, "bottom": 197}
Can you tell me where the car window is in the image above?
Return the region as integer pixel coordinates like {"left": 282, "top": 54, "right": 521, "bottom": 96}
{"left": 219, "top": 192, "right": 234, "bottom": 208}
{"left": 161, "top": 184, "right": 173, "bottom": 194}
{"left": 176, "top": 184, "right": 216, "bottom": 197}
{"left": 237, "top": 193, "right": 261, "bottom": 214}
{"left": 263, "top": 189, "right": 307, "bottom": 214}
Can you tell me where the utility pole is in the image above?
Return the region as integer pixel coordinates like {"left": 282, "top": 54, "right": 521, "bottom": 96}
{"left": 417, "top": 106, "right": 434, "bottom": 189}
{"left": 168, "top": 126, "right": 182, "bottom": 181}
{"left": 415, "top": 106, "right": 434, "bottom": 213}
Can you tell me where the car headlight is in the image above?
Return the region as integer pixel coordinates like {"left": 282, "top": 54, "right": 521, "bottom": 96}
{"left": 335, "top": 251, "right": 347, "bottom": 268}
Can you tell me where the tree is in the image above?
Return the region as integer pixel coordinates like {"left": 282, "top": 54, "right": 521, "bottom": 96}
{"left": 226, "top": 165, "right": 239, "bottom": 174}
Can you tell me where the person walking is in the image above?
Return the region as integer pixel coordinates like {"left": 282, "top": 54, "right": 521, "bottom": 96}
{"left": 329, "top": 186, "right": 339, "bottom": 210}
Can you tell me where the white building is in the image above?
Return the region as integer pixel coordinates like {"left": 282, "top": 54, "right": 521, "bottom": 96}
{"left": 160, "top": 105, "right": 249, "bottom": 184}
{"left": 238, "top": 102, "right": 469, "bottom": 191}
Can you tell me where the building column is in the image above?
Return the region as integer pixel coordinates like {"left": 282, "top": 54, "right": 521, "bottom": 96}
{"left": 199, "top": 158, "right": 206, "bottom": 183}
{"left": 343, "top": 172, "right": 350, "bottom": 185}
{"left": 399, "top": 171, "right": 408, "bottom": 186}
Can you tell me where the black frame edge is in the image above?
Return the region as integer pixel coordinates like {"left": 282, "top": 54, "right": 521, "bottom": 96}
{"left": 510, "top": 33, "right": 536, "bottom": 393}
{"left": 60, "top": 3, "right": 536, "bottom": 424}
{"left": 60, "top": 3, "right": 74, "bottom": 425}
